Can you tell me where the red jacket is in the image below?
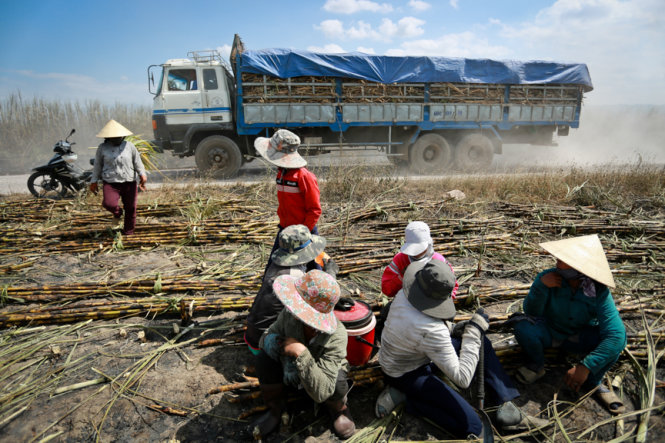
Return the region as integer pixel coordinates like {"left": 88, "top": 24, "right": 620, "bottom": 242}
{"left": 276, "top": 167, "right": 321, "bottom": 231}
{"left": 381, "top": 252, "right": 459, "bottom": 299}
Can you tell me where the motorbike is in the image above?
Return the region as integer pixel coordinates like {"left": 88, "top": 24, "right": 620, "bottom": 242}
{"left": 27, "top": 129, "right": 94, "bottom": 199}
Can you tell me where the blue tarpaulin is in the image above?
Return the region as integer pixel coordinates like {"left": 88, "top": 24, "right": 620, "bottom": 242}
{"left": 239, "top": 49, "right": 593, "bottom": 90}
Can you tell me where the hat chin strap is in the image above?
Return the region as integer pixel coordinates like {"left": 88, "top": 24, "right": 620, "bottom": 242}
{"left": 279, "top": 239, "right": 311, "bottom": 254}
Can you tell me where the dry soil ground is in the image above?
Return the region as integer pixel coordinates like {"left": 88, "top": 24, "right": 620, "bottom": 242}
{"left": 1, "top": 169, "right": 664, "bottom": 442}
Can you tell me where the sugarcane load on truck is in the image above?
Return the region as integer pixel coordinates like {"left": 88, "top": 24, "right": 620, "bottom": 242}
{"left": 148, "top": 34, "right": 593, "bottom": 178}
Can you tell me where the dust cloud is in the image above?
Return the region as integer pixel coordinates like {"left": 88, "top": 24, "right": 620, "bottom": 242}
{"left": 495, "top": 105, "right": 665, "bottom": 170}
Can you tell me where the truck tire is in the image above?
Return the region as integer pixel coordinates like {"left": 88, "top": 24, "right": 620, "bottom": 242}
{"left": 455, "top": 134, "right": 494, "bottom": 171}
{"left": 194, "top": 135, "right": 242, "bottom": 178}
{"left": 409, "top": 133, "right": 452, "bottom": 174}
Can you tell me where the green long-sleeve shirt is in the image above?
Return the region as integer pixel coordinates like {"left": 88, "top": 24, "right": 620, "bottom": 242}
{"left": 523, "top": 269, "right": 626, "bottom": 375}
{"left": 260, "top": 310, "right": 349, "bottom": 403}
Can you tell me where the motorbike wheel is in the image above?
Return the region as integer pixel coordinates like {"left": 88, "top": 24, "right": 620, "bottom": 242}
{"left": 27, "top": 172, "right": 68, "bottom": 199}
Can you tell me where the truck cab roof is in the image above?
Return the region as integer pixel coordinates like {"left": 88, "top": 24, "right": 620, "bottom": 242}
{"left": 164, "top": 58, "right": 196, "bottom": 67}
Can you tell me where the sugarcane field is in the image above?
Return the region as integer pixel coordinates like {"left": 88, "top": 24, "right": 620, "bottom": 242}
{"left": 0, "top": 156, "right": 664, "bottom": 442}
{"left": 2, "top": 3, "right": 665, "bottom": 440}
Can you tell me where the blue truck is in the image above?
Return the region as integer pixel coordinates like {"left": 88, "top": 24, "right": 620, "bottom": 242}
{"left": 148, "top": 34, "right": 592, "bottom": 177}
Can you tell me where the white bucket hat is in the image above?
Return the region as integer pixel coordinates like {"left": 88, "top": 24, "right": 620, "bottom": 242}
{"left": 400, "top": 221, "right": 432, "bottom": 256}
{"left": 254, "top": 129, "right": 307, "bottom": 168}
{"left": 539, "top": 234, "right": 615, "bottom": 288}
{"left": 96, "top": 119, "right": 133, "bottom": 138}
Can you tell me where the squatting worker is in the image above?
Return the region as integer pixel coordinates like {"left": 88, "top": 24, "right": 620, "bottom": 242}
{"left": 377, "top": 260, "right": 545, "bottom": 438}
{"left": 512, "top": 234, "right": 626, "bottom": 415}
{"left": 254, "top": 129, "right": 322, "bottom": 271}
{"left": 244, "top": 224, "right": 330, "bottom": 355}
{"left": 250, "top": 270, "right": 355, "bottom": 439}
{"left": 89, "top": 119, "right": 147, "bottom": 236}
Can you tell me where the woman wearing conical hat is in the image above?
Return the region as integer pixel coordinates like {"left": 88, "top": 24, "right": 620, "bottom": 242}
{"left": 512, "top": 235, "right": 626, "bottom": 415}
{"left": 89, "top": 120, "right": 147, "bottom": 235}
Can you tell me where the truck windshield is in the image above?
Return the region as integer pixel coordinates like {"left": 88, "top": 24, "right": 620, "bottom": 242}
{"left": 168, "top": 69, "right": 198, "bottom": 91}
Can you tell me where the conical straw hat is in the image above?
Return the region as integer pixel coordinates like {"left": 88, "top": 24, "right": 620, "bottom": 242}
{"left": 96, "top": 119, "right": 133, "bottom": 138}
{"left": 539, "top": 234, "right": 615, "bottom": 288}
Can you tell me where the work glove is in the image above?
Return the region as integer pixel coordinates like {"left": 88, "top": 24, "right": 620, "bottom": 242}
{"left": 466, "top": 308, "right": 490, "bottom": 334}
{"left": 262, "top": 333, "right": 282, "bottom": 360}
{"left": 281, "top": 356, "right": 300, "bottom": 387}
{"left": 323, "top": 257, "right": 340, "bottom": 279}
{"left": 451, "top": 320, "right": 468, "bottom": 339}
{"left": 502, "top": 312, "right": 538, "bottom": 330}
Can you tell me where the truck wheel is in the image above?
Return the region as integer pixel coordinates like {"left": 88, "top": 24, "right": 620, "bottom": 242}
{"left": 409, "top": 133, "right": 452, "bottom": 174}
{"left": 195, "top": 135, "right": 242, "bottom": 178}
{"left": 455, "top": 134, "right": 494, "bottom": 171}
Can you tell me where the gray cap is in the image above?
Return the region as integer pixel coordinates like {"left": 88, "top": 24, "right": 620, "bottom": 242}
{"left": 271, "top": 224, "right": 326, "bottom": 266}
{"left": 403, "top": 259, "right": 456, "bottom": 320}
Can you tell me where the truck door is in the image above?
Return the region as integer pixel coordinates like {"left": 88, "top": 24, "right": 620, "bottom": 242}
{"left": 161, "top": 68, "right": 204, "bottom": 125}
{"left": 200, "top": 67, "right": 232, "bottom": 124}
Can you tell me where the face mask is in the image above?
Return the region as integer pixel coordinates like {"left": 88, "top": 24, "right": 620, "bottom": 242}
{"left": 557, "top": 268, "right": 583, "bottom": 280}
{"left": 410, "top": 243, "right": 434, "bottom": 262}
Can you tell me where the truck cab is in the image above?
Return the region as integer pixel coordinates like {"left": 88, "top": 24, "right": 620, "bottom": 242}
{"left": 149, "top": 51, "right": 244, "bottom": 177}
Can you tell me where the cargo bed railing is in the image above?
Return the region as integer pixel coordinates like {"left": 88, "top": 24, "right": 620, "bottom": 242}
{"left": 240, "top": 74, "right": 582, "bottom": 105}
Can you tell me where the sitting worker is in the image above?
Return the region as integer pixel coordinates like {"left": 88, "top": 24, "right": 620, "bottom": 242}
{"left": 381, "top": 221, "right": 458, "bottom": 298}
{"left": 376, "top": 220, "right": 458, "bottom": 341}
{"left": 244, "top": 224, "right": 329, "bottom": 355}
{"left": 250, "top": 270, "right": 355, "bottom": 439}
{"left": 512, "top": 234, "right": 627, "bottom": 415}
{"left": 377, "top": 260, "right": 544, "bottom": 438}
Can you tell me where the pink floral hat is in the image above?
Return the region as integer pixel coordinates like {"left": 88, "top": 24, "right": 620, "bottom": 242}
{"left": 273, "top": 270, "right": 340, "bottom": 333}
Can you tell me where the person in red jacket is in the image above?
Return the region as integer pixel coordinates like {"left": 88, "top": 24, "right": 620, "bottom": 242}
{"left": 255, "top": 129, "right": 322, "bottom": 271}
{"left": 381, "top": 221, "right": 458, "bottom": 298}
{"left": 376, "top": 221, "right": 458, "bottom": 342}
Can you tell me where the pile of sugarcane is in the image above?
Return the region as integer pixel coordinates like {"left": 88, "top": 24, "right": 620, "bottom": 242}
{"left": 1, "top": 273, "right": 663, "bottom": 328}
{"left": 6, "top": 198, "right": 664, "bottom": 265}
{"left": 1, "top": 193, "right": 664, "bottom": 329}
{"left": 240, "top": 73, "right": 582, "bottom": 106}
{"left": 241, "top": 74, "right": 337, "bottom": 104}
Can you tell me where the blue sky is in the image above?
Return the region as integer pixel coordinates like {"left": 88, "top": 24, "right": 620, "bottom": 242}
{"left": 1, "top": 0, "right": 663, "bottom": 106}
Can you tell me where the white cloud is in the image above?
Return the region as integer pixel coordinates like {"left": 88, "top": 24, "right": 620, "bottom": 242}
{"left": 408, "top": 0, "right": 430, "bottom": 12}
{"left": 215, "top": 44, "right": 232, "bottom": 61}
{"left": 346, "top": 20, "right": 380, "bottom": 39}
{"left": 323, "top": 0, "right": 393, "bottom": 14}
{"left": 317, "top": 16, "right": 424, "bottom": 41}
{"left": 379, "top": 17, "right": 425, "bottom": 38}
{"left": 307, "top": 44, "right": 346, "bottom": 53}
{"left": 0, "top": 69, "right": 150, "bottom": 105}
{"left": 356, "top": 46, "right": 376, "bottom": 54}
{"left": 493, "top": 0, "right": 665, "bottom": 104}
{"left": 317, "top": 19, "right": 347, "bottom": 39}
{"left": 450, "top": 0, "right": 459, "bottom": 9}
{"left": 386, "top": 31, "right": 511, "bottom": 58}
